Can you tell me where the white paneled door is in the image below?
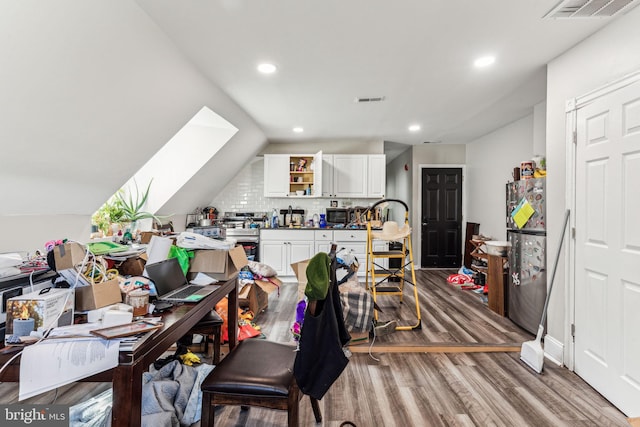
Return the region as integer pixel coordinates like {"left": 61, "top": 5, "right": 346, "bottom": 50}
{"left": 574, "top": 75, "right": 640, "bottom": 417}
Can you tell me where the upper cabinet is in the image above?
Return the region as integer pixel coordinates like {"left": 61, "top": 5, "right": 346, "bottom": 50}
{"left": 332, "top": 154, "right": 368, "bottom": 198}
{"left": 367, "top": 154, "right": 386, "bottom": 198}
{"left": 263, "top": 154, "right": 290, "bottom": 197}
{"left": 327, "top": 154, "right": 385, "bottom": 199}
{"left": 264, "top": 151, "right": 323, "bottom": 198}
{"left": 265, "top": 152, "right": 384, "bottom": 198}
{"left": 321, "top": 154, "right": 335, "bottom": 198}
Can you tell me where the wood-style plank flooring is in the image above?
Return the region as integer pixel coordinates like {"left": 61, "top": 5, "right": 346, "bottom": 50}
{"left": 0, "top": 269, "right": 630, "bottom": 426}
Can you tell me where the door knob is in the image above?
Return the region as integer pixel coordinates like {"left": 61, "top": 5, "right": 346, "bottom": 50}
{"left": 422, "top": 222, "right": 428, "bottom": 226}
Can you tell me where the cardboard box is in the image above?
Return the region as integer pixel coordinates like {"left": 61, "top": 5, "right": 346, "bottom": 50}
{"left": 139, "top": 231, "right": 160, "bottom": 244}
{"left": 116, "top": 255, "right": 147, "bottom": 276}
{"left": 290, "top": 259, "right": 310, "bottom": 300}
{"left": 74, "top": 278, "right": 122, "bottom": 311}
{"left": 348, "top": 330, "right": 370, "bottom": 346}
{"left": 239, "top": 283, "right": 269, "bottom": 316}
{"left": 53, "top": 242, "right": 86, "bottom": 271}
{"left": 188, "top": 246, "right": 249, "bottom": 280}
{"left": 5, "top": 288, "right": 74, "bottom": 342}
{"left": 238, "top": 277, "right": 282, "bottom": 317}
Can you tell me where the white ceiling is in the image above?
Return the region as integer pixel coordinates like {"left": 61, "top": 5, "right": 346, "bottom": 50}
{"left": 135, "top": 0, "right": 633, "bottom": 148}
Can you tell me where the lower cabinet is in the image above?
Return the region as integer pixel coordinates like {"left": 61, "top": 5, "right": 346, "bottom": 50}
{"left": 260, "top": 228, "right": 388, "bottom": 277}
{"left": 260, "top": 230, "right": 314, "bottom": 276}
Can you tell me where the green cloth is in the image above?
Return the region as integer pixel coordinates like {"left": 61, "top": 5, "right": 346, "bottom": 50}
{"left": 305, "top": 252, "right": 330, "bottom": 300}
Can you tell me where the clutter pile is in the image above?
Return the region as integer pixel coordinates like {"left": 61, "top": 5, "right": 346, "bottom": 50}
{"left": 447, "top": 266, "right": 487, "bottom": 293}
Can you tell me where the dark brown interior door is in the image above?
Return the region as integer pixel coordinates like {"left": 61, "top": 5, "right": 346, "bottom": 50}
{"left": 421, "top": 167, "right": 462, "bottom": 268}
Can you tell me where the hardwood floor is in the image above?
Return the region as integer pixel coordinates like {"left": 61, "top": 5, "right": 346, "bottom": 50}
{"left": 0, "top": 269, "right": 630, "bottom": 426}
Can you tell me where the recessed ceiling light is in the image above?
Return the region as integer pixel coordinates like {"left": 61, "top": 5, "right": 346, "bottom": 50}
{"left": 474, "top": 56, "right": 496, "bottom": 68}
{"left": 408, "top": 124, "right": 421, "bottom": 132}
{"left": 257, "top": 63, "right": 277, "bottom": 74}
{"left": 293, "top": 127, "right": 304, "bottom": 133}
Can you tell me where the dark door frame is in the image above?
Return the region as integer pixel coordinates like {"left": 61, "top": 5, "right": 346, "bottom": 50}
{"left": 417, "top": 164, "right": 467, "bottom": 269}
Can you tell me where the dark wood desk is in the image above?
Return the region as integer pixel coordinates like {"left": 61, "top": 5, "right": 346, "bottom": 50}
{"left": 0, "top": 276, "right": 238, "bottom": 427}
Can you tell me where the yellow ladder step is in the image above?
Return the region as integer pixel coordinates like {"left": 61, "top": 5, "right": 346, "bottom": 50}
{"left": 371, "top": 250, "right": 405, "bottom": 258}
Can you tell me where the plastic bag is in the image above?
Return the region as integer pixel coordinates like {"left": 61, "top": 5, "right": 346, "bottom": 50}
{"left": 168, "top": 245, "right": 192, "bottom": 275}
{"left": 215, "top": 297, "right": 229, "bottom": 342}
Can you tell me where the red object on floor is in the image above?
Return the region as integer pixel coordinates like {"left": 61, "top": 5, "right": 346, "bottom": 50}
{"left": 483, "top": 284, "right": 489, "bottom": 294}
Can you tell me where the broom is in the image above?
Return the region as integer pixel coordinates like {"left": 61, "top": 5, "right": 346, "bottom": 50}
{"left": 520, "top": 209, "right": 570, "bottom": 373}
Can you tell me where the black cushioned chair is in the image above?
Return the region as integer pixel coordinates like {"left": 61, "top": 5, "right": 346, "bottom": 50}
{"left": 188, "top": 310, "right": 224, "bottom": 364}
{"left": 200, "top": 245, "right": 347, "bottom": 426}
{"left": 200, "top": 338, "right": 321, "bottom": 426}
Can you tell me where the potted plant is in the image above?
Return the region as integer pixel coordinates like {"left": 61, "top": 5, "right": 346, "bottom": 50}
{"left": 114, "top": 179, "right": 163, "bottom": 234}
{"left": 92, "top": 195, "right": 125, "bottom": 236}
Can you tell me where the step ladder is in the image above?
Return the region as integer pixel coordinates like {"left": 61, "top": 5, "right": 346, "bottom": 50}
{"left": 365, "top": 199, "right": 421, "bottom": 331}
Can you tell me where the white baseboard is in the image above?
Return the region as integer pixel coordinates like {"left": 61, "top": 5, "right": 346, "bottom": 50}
{"left": 543, "top": 334, "right": 564, "bottom": 366}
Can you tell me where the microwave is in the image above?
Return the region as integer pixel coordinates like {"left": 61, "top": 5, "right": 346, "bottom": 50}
{"left": 325, "top": 208, "right": 350, "bottom": 226}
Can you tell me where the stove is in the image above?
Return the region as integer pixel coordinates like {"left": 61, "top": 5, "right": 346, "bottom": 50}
{"left": 221, "top": 212, "right": 266, "bottom": 261}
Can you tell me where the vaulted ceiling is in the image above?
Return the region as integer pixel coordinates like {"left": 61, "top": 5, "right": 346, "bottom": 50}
{"left": 136, "top": 0, "right": 630, "bottom": 146}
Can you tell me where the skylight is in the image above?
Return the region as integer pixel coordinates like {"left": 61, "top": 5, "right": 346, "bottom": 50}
{"left": 119, "top": 106, "right": 238, "bottom": 220}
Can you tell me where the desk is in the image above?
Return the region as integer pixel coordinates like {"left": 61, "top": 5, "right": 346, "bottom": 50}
{"left": 0, "top": 276, "right": 238, "bottom": 427}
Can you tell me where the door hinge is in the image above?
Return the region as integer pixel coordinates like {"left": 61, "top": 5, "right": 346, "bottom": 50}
{"left": 573, "top": 130, "right": 577, "bottom": 144}
{"left": 571, "top": 227, "right": 576, "bottom": 239}
{"left": 571, "top": 323, "right": 575, "bottom": 341}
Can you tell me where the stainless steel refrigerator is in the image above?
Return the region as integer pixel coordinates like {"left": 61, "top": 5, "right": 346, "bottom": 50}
{"left": 506, "top": 178, "right": 546, "bottom": 335}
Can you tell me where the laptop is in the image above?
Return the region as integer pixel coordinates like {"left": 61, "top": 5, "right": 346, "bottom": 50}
{"left": 145, "top": 257, "right": 219, "bottom": 303}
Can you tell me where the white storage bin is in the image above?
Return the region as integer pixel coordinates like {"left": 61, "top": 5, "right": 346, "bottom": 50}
{"left": 485, "top": 241, "right": 511, "bottom": 256}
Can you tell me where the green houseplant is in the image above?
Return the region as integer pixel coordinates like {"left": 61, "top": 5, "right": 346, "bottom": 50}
{"left": 92, "top": 195, "right": 125, "bottom": 236}
{"left": 115, "top": 179, "right": 163, "bottom": 231}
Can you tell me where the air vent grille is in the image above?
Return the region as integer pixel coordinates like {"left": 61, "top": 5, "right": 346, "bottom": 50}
{"left": 355, "top": 96, "right": 386, "bottom": 103}
{"left": 544, "top": 0, "right": 638, "bottom": 18}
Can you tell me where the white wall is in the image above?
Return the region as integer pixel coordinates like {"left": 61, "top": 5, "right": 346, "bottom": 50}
{"left": 386, "top": 148, "right": 413, "bottom": 223}
{"left": 466, "top": 115, "right": 535, "bottom": 241}
{"left": 0, "top": 2, "right": 266, "bottom": 253}
{"left": 546, "top": 6, "right": 640, "bottom": 361}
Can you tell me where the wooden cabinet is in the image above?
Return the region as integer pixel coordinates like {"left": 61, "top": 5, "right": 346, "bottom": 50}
{"left": 263, "top": 152, "right": 322, "bottom": 198}
{"left": 487, "top": 255, "right": 508, "bottom": 316}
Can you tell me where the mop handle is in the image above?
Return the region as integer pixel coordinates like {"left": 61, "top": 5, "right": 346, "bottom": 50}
{"left": 539, "top": 209, "right": 571, "bottom": 327}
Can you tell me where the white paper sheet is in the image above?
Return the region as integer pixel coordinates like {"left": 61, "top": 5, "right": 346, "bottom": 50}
{"left": 189, "top": 272, "right": 219, "bottom": 285}
{"left": 19, "top": 338, "right": 120, "bottom": 401}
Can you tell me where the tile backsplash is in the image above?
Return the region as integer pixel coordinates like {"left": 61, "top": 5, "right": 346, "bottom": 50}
{"left": 210, "top": 158, "right": 373, "bottom": 218}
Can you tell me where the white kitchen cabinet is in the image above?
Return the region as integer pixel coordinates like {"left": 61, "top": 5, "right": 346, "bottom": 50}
{"left": 314, "top": 229, "right": 333, "bottom": 254}
{"left": 263, "top": 152, "right": 322, "bottom": 198}
{"left": 263, "top": 154, "right": 290, "bottom": 197}
{"left": 260, "top": 230, "right": 315, "bottom": 276}
{"left": 333, "top": 229, "right": 389, "bottom": 275}
{"left": 332, "top": 154, "right": 367, "bottom": 198}
{"left": 321, "top": 154, "right": 335, "bottom": 198}
{"left": 367, "top": 154, "right": 386, "bottom": 198}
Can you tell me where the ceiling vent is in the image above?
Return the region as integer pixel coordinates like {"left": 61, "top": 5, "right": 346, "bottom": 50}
{"left": 423, "top": 140, "right": 442, "bottom": 144}
{"left": 544, "top": 0, "right": 639, "bottom": 18}
{"left": 355, "top": 96, "right": 386, "bottom": 103}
